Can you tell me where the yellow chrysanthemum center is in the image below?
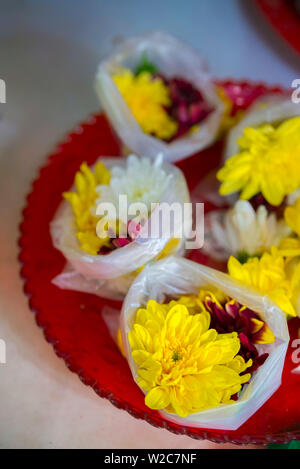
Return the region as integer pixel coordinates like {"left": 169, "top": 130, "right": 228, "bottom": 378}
{"left": 63, "top": 162, "right": 111, "bottom": 255}
{"left": 217, "top": 117, "right": 300, "bottom": 206}
{"left": 129, "top": 300, "right": 251, "bottom": 417}
{"left": 113, "top": 69, "right": 178, "bottom": 140}
{"left": 228, "top": 248, "right": 297, "bottom": 317}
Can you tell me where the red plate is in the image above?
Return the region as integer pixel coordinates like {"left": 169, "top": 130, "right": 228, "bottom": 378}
{"left": 19, "top": 81, "right": 300, "bottom": 445}
{"left": 255, "top": 0, "right": 300, "bottom": 55}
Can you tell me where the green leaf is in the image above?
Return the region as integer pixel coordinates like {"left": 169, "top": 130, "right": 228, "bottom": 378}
{"left": 135, "top": 54, "right": 158, "bottom": 76}
{"left": 236, "top": 251, "right": 250, "bottom": 264}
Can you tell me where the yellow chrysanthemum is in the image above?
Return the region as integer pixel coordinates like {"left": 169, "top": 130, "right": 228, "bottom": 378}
{"left": 228, "top": 248, "right": 298, "bottom": 317}
{"left": 129, "top": 300, "right": 251, "bottom": 417}
{"left": 113, "top": 69, "right": 178, "bottom": 140}
{"left": 217, "top": 117, "right": 300, "bottom": 206}
{"left": 63, "top": 162, "right": 111, "bottom": 255}
{"left": 279, "top": 237, "right": 300, "bottom": 259}
{"left": 286, "top": 260, "right": 300, "bottom": 312}
{"left": 284, "top": 198, "right": 300, "bottom": 237}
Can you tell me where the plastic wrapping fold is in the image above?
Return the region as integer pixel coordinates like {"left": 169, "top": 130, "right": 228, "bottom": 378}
{"left": 121, "top": 256, "right": 289, "bottom": 430}
{"left": 50, "top": 157, "right": 191, "bottom": 300}
{"left": 95, "top": 31, "right": 224, "bottom": 163}
{"left": 224, "top": 94, "right": 300, "bottom": 161}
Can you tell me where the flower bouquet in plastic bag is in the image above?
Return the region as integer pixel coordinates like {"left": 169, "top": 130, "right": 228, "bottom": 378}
{"left": 200, "top": 98, "right": 300, "bottom": 319}
{"left": 205, "top": 94, "right": 300, "bottom": 256}
{"left": 95, "top": 31, "right": 224, "bottom": 162}
{"left": 120, "top": 256, "right": 289, "bottom": 430}
{"left": 51, "top": 154, "right": 191, "bottom": 300}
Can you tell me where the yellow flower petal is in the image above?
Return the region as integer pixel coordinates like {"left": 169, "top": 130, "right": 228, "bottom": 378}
{"left": 228, "top": 249, "right": 298, "bottom": 318}
{"left": 278, "top": 237, "right": 300, "bottom": 259}
{"left": 113, "top": 69, "right": 177, "bottom": 140}
{"left": 145, "top": 386, "right": 171, "bottom": 410}
{"left": 218, "top": 117, "right": 300, "bottom": 205}
{"left": 63, "top": 161, "right": 111, "bottom": 254}
{"left": 129, "top": 297, "right": 251, "bottom": 417}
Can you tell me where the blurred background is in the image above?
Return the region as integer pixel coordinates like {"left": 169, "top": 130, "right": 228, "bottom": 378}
{"left": 0, "top": 0, "right": 299, "bottom": 449}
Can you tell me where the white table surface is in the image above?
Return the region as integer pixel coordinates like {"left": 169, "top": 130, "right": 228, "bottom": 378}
{"left": 0, "top": 0, "right": 299, "bottom": 449}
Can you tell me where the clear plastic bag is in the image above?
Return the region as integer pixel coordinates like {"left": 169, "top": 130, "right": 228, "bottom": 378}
{"left": 95, "top": 31, "right": 224, "bottom": 163}
{"left": 50, "top": 157, "right": 191, "bottom": 300}
{"left": 224, "top": 94, "right": 300, "bottom": 161}
{"left": 121, "top": 256, "right": 289, "bottom": 430}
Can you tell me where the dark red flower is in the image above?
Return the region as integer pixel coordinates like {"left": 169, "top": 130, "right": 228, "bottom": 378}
{"left": 249, "top": 193, "right": 287, "bottom": 218}
{"left": 164, "top": 77, "right": 214, "bottom": 141}
{"left": 202, "top": 293, "right": 275, "bottom": 374}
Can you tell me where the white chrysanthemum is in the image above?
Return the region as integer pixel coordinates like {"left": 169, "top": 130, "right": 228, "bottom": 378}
{"left": 207, "top": 200, "right": 291, "bottom": 260}
{"left": 96, "top": 154, "right": 171, "bottom": 214}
